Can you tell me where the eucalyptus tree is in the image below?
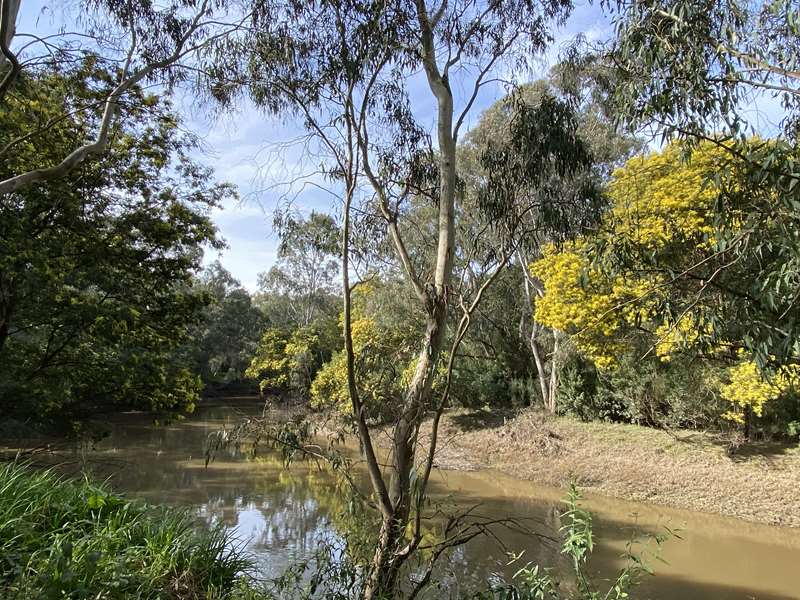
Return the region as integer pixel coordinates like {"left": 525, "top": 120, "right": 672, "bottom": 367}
{"left": 205, "top": 0, "right": 596, "bottom": 595}
{"left": 459, "top": 74, "right": 638, "bottom": 411}
{"left": 256, "top": 211, "right": 340, "bottom": 328}
{"left": 596, "top": 0, "right": 800, "bottom": 367}
{"left": 0, "top": 0, "right": 246, "bottom": 194}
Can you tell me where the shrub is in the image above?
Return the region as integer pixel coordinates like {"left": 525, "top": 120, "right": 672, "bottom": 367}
{"left": 247, "top": 318, "right": 339, "bottom": 398}
{"left": 557, "top": 352, "right": 726, "bottom": 429}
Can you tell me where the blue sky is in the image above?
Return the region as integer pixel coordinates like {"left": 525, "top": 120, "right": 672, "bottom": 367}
{"left": 16, "top": 2, "right": 790, "bottom": 291}
{"left": 14, "top": 1, "right": 611, "bottom": 290}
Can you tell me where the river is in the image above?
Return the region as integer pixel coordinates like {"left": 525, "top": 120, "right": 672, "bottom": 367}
{"left": 86, "top": 399, "right": 800, "bottom": 599}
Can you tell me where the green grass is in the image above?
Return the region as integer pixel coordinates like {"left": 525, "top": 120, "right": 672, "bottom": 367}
{"left": 0, "top": 462, "right": 265, "bottom": 599}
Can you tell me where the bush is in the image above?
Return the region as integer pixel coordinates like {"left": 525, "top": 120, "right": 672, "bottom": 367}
{"left": 0, "top": 462, "right": 261, "bottom": 599}
{"left": 557, "top": 352, "right": 726, "bottom": 429}
{"left": 450, "top": 359, "right": 538, "bottom": 409}
{"left": 555, "top": 357, "right": 622, "bottom": 422}
{"left": 247, "top": 318, "right": 339, "bottom": 399}
{"left": 753, "top": 390, "right": 800, "bottom": 440}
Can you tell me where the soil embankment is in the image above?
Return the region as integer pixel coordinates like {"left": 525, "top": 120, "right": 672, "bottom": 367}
{"left": 418, "top": 409, "right": 800, "bottom": 527}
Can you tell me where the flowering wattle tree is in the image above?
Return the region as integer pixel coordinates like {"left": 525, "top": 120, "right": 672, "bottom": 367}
{"left": 531, "top": 140, "right": 800, "bottom": 435}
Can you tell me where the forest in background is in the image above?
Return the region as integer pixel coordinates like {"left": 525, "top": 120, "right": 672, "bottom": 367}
{"left": 5, "top": 72, "right": 797, "bottom": 444}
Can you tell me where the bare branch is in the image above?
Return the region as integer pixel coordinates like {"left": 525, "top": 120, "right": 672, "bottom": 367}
{"left": 0, "top": 0, "right": 243, "bottom": 196}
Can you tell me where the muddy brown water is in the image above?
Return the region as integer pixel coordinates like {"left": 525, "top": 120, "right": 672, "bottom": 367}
{"left": 84, "top": 400, "right": 800, "bottom": 599}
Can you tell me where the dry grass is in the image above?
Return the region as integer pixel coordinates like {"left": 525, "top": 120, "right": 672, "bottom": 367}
{"left": 419, "top": 408, "right": 800, "bottom": 527}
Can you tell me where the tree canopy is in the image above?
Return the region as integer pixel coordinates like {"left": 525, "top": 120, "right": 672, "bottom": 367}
{"left": 0, "top": 61, "right": 231, "bottom": 423}
{"left": 2, "top": 0, "right": 800, "bottom": 597}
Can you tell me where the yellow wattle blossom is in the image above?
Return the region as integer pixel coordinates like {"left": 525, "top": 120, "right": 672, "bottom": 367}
{"left": 720, "top": 357, "right": 800, "bottom": 423}
{"left": 245, "top": 328, "right": 292, "bottom": 391}
{"left": 607, "top": 142, "right": 725, "bottom": 249}
{"left": 654, "top": 318, "right": 708, "bottom": 361}
{"left": 531, "top": 243, "right": 657, "bottom": 369}
{"left": 310, "top": 317, "right": 382, "bottom": 413}
{"left": 531, "top": 141, "right": 743, "bottom": 371}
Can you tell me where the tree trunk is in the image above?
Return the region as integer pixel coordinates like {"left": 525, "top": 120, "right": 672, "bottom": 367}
{"left": 530, "top": 322, "right": 551, "bottom": 407}
{"left": 0, "top": 0, "right": 20, "bottom": 66}
{"left": 362, "top": 4, "right": 457, "bottom": 593}
{"left": 518, "top": 254, "right": 560, "bottom": 412}
{"left": 0, "top": 0, "right": 21, "bottom": 100}
{"left": 547, "top": 331, "right": 561, "bottom": 413}
{"left": 0, "top": 315, "right": 9, "bottom": 356}
{"left": 0, "top": 0, "right": 18, "bottom": 45}
{"left": 364, "top": 515, "right": 406, "bottom": 598}
{"left": 743, "top": 405, "right": 752, "bottom": 441}
{"left": 362, "top": 293, "right": 449, "bottom": 599}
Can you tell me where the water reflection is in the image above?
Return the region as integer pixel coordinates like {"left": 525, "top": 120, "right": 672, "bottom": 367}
{"left": 90, "top": 401, "right": 800, "bottom": 600}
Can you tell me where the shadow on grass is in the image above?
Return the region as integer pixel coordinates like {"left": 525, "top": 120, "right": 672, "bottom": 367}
{"left": 448, "top": 410, "right": 514, "bottom": 432}
{"left": 671, "top": 430, "right": 798, "bottom": 464}
{"left": 726, "top": 440, "right": 798, "bottom": 464}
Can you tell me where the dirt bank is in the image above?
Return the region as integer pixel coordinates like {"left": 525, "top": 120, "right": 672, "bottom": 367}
{"left": 417, "top": 409, "right": 800, "bottom": 528}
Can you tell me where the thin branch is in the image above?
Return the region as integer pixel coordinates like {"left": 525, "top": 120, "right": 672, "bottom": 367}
{"left": 454, "top": 33, "right": 519, "bottom": 139}
{"left": 0, "top": 0, "right": 21, "bottom": 100}
{"left": 410, "top": 248, "right": 513, "bottom": 546}
{"left": 342, "top": 88, "right": 393, "bottom": 517}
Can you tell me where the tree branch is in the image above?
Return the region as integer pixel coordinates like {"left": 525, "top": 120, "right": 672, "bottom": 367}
{"left": 0, "top": 0, "right": 21, "bottom": 100}
{"left": 0, "top": 0, "right": 223, "bottom": 195}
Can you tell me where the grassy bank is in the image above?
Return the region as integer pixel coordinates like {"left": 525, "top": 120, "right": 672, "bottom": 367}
{"left": 0, "top": 462, "right": 263, "bottom": 599}
{"left": 421, "top": 409, "right": 800, "bottom": 527}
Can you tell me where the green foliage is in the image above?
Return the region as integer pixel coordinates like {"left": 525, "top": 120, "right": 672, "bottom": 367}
{"left": 607, "top": 0, "right": 799, "bottom": 142}
{"left": 557, "top": 351, "right": 727, "bottom": 429}
{"left": 450, "top": 360, "right": 537, "bottom": 410}
{"left": 247, "top": 318, "right": 339, "bottom": 397}
{"left": 596, "top": 356, "right": 725, "bottom": 429}
{"left": 0, "top": 463, "right": 259, "bottom": 599}
{"left": 555, "top": 358, "right": 615, "bottom": 423}
{"left": 604, "top": 0, "right": 800, "bottom": 366}
{"left": 446, "top": 268, "right": 539, "bottom": 409}
{"left": 0, "top": 58, "right": 231, "bottom": 424}
{"left": 188, "top": 262, "right": 268, "bottom": 386}
{"left": 473, "top": 485, "right": 672, "bottom": 600}
{"left": 255, "top": 211, "right": 340, "bottom": 329}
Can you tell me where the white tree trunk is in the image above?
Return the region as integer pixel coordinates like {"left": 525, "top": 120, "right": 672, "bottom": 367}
{"left": 518, "top": 251, "right": 560, "bottom": 412}
{"left": 0, "top": 0, "right": 21, "bottom": 93}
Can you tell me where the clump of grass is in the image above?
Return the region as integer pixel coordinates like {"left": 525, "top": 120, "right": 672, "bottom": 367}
{"left": 0, "top": 462, "right": 261, "bottom": 599}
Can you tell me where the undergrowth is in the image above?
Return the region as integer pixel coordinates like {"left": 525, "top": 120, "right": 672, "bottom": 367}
{"left": 0, "top": 462, "right": 264, "bottom": 599}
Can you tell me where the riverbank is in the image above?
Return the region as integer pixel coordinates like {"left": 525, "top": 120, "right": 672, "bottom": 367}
{"left": 0, "top": 462, "right": 263, "bottom": 599}
{"left": 419, "top": 409, "right": 800, "bottom": 528}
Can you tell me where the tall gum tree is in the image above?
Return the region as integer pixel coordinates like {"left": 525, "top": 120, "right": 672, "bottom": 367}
{"left": 460, "top": 74, "right": 640, "bottom": 411}
{"left": 205, "top": 0, "right": 575, "bottom": 596}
